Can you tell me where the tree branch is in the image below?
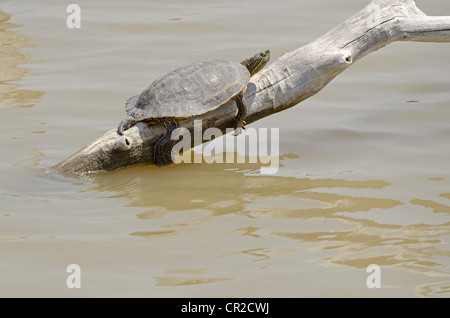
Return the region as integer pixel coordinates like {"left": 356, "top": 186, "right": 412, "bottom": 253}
{"left": 53, "top": 0, "right": 450, "bottom": 175}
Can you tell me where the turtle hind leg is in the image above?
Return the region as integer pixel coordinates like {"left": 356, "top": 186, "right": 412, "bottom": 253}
{"left": 233, "top": 92, "right": 248, "bottom": 135}
{"left": 153, "top": 118, "right": 180, "bottom": 166}
{"left": 117, "top": 116, "right": 137, "bottom": 135}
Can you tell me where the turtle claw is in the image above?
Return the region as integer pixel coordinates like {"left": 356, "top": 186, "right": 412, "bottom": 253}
{"left": 117, "top": 116, "right": 137, "bottom": 135}
{"left": 233, "top": 127, "right": 243, "bottom": 136}
{"left": 233, "top": 121, "right": 247, "bottom": 136}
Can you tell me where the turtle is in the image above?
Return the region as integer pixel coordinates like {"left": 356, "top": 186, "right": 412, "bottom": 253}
{"left": 117, "top": 49, "right": 270, "bottom": 166}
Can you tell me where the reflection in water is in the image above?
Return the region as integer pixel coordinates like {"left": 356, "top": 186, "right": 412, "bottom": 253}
{"left": 0, "top": 11, "right": 43, "bottom": 108}
{"left": 154, "top": 276, "right": 232, "bottom": 287}
{"left": 416, "top": 280, "right": 450, "bottom": 298}
{"left": 82, "top": 158, "right": 450, "bottom": 294}
{"left": 411, "top": 198, "right": 450, "bottom": 213}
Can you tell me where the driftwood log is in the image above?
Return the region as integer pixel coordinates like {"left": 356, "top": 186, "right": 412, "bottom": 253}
{"left": 53, "top": 0, "right": 450, "bottom": 174}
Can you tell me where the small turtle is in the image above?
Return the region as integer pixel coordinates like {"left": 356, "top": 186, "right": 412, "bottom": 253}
{"left": 117, "top": 50, "right": 270, "bottom": 166}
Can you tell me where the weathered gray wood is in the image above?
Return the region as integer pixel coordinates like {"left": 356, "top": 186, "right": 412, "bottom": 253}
{"left": 53, "top": 0, "right": 450, "bottom": 175}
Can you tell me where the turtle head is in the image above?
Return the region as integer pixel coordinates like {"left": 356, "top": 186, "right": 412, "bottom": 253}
{"left": 241, "top": 50, "right": 270, "bottom": 77}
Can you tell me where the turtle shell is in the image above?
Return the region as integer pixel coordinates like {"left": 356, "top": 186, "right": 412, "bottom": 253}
{"left": 125, "top": 60, "right": 250, "bottom": 121}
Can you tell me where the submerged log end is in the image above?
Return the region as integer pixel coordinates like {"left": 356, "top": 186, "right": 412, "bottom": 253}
{"left": 52, "top": 123, "right": 160, "bottom": 175}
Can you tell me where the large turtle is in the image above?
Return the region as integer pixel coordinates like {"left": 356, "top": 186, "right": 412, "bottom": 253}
{"left": 117, "top": 50, "right": 270, "bottom": 166}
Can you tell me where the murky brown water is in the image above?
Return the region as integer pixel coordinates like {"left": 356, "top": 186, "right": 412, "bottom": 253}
{"left": 1, "top": 0, "right": 449, "bottom": 297}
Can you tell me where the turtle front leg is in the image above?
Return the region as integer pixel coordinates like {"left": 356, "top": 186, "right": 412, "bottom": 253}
{"left": 153, "top": 118, "right": 180, "bottom": 166}
{"left": 117, "top": 116, "right": 137, "bottom": 135}
{"left": 233, "top": 92, "right": 247, "bottom": 135}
